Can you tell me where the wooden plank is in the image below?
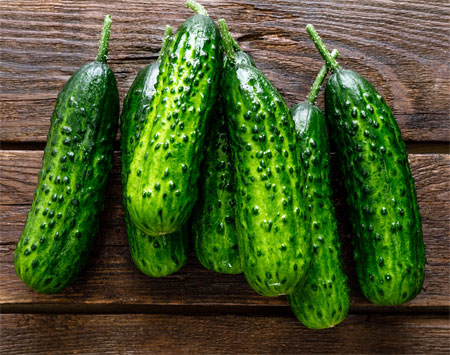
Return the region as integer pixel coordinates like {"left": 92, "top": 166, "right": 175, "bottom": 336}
{"left": 1, "top": 313, "right": 449, "bottom": 354}
{"left": 0, "top": 151, "right": 448, "bottom": 308}
{"left": 1, "top": 0, "right": 449, "bottom": 143}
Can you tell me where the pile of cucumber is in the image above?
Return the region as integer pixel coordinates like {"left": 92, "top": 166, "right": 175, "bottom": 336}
{"left": 14, "top": 1, "right": 426, "bottom": 329}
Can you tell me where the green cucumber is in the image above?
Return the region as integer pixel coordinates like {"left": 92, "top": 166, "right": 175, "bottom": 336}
{"left": 192, "top": 104, "right": 241, "bottom": 274}
{"left": 14, "top": 16, "right": 119, "bottom": 293}
{"left": 307, "top": 25, "right": 425, "bottom": 305}
{"left": 125, "top": 210, "right": 188, "bottom": 277}
{"left": 287, "top": 50, "right": 350, "bottom": 329}
{"left": 220, "top": 20, "right": 311, "bottom": 296}
{"left": 121, "top": 26, "right": 188, "bottom": 277}
{"left": 125, "top": 0, "right": 222, "bottom": 236}
{"left": 192, "top": 24, "right": 254, "bottom": 274}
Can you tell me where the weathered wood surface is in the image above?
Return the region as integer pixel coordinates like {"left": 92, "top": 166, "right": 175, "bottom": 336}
{"left": 1, "top": 151, "right": 448, "bottom": 309}
{"left": 1, "top": 0, "right": 449, "bottom": 143}
{"left": 1, "top": 313, "right": 449, "bottom": 354}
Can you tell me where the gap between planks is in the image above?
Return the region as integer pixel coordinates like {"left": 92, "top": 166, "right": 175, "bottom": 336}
{"left": 0, "top": 303, "right": 449, "bottom": 316}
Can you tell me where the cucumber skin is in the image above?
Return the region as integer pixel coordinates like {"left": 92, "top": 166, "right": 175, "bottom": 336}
{"left": 222, "top": 64, "right": 311, "bottom": 297}
{"left": 14, "top": 61, "right": 119, "bottom": 294}
{"left": 192, "top": 105, "right": 241, "bottom": 274}
{"left": 192, "top": 51, "right": 255, "bottom": 275}
{"left": 126, "top": 14, "right": 222, "bottom": 236}
{"left": 287, "top": 102, "right": 349, "bottom": 329}
{"left": 325, "top": 69, "right": 425, "bottom": 305}
{"left": 125, "top": 210, "right": 188, "bottom": 277}
{"left": 121, "top": 62, "right": 188, "bottom": 277}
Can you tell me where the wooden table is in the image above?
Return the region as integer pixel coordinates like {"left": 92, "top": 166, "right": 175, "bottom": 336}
{"left": 1, "top": 1, "right": 449, "bottom": 353}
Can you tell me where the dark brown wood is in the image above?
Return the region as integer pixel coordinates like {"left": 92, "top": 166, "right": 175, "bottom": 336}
{"left": 1, "top": 151, "right": 448, "bottom": 308}
{"left": 1, "top": 313, "right": 449, "bottom": 354}
{"left": 1, "top": 0, "right": 449, "bottom": 143}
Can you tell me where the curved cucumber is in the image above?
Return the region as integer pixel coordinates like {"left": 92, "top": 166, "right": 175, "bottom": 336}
{"left": 125, "top": 2, "right": 222, "bottom": 236}
{"left": 220, "top": 20, "right": 311, "bottom": 297}
{"left": 288, "top": 51, "right": 350, "bottom": 329}
{"left": 14, "top": 16, "right": 119, "bottom": 293}
{"left": 307, "top": 25, "right": 425, "bottom": 305}
{"left": 121, "top": 27, "right": 188, "bottom": 277}
{"left": 192, "top": 23, "right": 255, "bottom": 275}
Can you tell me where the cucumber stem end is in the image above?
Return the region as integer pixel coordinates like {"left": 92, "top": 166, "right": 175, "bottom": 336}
{"left": 160, "top": 25, "right": 173, "bottom": 56}
{"left": 307, "top": 49, "right": 339, "bottom": 104}
{"left": 306, "top": 24, "right": 341, "bottom": 72}
{"left": 186, "top": 0, "right": 208, "bottom": 16}
{"left": 96, "top": 15, "right": 112, "bottom": 63}
{"left": 218, "top": 19, "right": 236, "bottom": 65}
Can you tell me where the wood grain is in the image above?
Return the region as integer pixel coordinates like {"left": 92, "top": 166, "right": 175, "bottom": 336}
{"left": 1, "top": 313, "right": 449, "bottom": 354}
{"left": 1, "top": 151, "right": 448, "bottom": 309}
{"left": 1, "top": 0, "right": 449, "bottom": 143}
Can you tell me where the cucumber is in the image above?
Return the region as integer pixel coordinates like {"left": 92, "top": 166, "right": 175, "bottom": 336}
{"left": 192, "top": 23, "right": 254, "bottom": 275}
{"left": 14, "top": 16, "right": 119, "bottom": 293}
{"left": 287, "top": 50, "right": 350, "bottom": 329}
{"left": 307, "top": 25, "right": 426, "bottom": 305}
{"left": 220, "top": 20, "right": 311, "bottom": 297}
{"left": 125, "top": 0, "right": 222, "bottom": 236}
{"left": 121, "top": 26, "right": 188, "bottom": 277}
{"left": 125, "top": 210, "right": 188, "bottom": 277}
{"left": 192, "top": 104, "right": 241, "bottom": 274}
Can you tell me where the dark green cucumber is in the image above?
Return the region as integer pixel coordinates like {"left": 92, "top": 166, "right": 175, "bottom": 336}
{"left": 14, "top": 16, "right": 119, "bottom": 293}
{"left": 125, "top": 1, "right": 222, "bottom": 236}
{"left": 287, "top": 50, "right": 350, "bottom": 329}
{"left": 220, "top": 20, "right": 311, "bottom": 296}
{"left": 192, "top": 23, "right": 254, "bottom": 275}
{"left": 192, "top": 104, "right": 241, "bottom": 274}
{"left": 307, "top": 25, "right": 425, "bottom": 305}
{"left": 125, "top": 210, "right": 188, "bottom": 277}
{"left": 121, "top": 27, "right": 188, "bottom": 277}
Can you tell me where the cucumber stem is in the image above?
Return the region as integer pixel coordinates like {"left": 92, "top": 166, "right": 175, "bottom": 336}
{"left": 230, "top": 34, "right": 241, "bottom": 52}
{"left": 160, "top": 25, "right": 173, "bottom": 56}
{"left": 96, "top": 15, "right": 112, "bottom": 63}
{"left": 306, "top": 24, "right": 341, "bottom": 72}
{"left": 307, "top": 49, "right": 339, "bottom": 104}
{"left": 186, "top": 0, "right": 208, "bottom": 16}
{"left": 218, "top": 19, "right": 235, "bottom": 65}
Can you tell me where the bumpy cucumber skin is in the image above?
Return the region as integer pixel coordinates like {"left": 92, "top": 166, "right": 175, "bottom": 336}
{"left": 121, "top": 62, "right": 188, "bottom": 277}
{"left": 325, "top": 69, "right": 425, "bottom": 305}
{"left": 125, "top": 210, "right": 188, "bottom": 277}
{"left": 192, "top": 105, "right": 241, "bottom": 274}
{"left": 222, "top": 64, "right": 311, "bottom": 297}
{"left": 224, "top": 51, "right": 255, "bottom": 68}
{"left": 121, "top": 63, "right": 159, "bottom": 192}
{"left": 126, "top": 14, "right": 222, "bottom": 236}
{"left": 192, "top": 51, "right": 255, "bottom": 275}
{"left": 287, "top": 102, "right": 349, "bottom": 329}
{"left": 14, "top": 62, "right": 119, "bottom": 293}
